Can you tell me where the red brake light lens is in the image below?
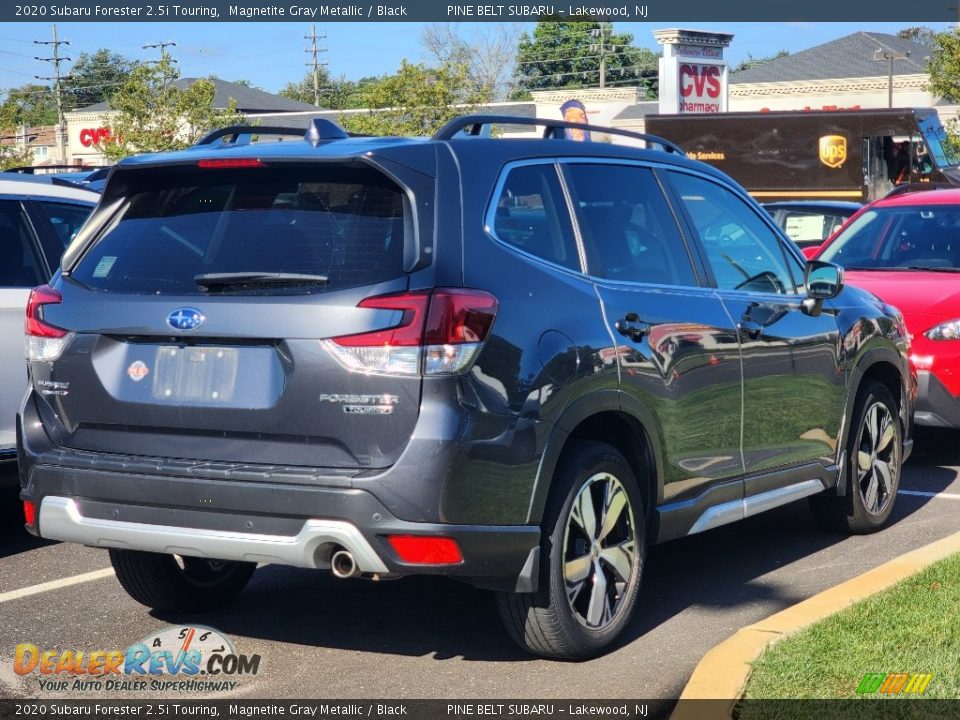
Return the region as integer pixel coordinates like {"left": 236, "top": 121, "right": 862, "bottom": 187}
{"left": 387, "top": 535, "right": 463, "bottom": 565}
{"left": 424, "top": 289, "right": 498, "bottom": 345}
{"left": 196, "top": 158, "right": 265, "bottom": 169}
{"left": 25, "top": 285, "right": 66, "bottom": 338}
{"left": 333, "top": 291, "right": 430, "bottom": 347}
{"left": 23, "top": 500, "right": 36, "bottom": 528}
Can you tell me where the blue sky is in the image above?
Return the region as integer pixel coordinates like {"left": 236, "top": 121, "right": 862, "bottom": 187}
{"left": 0, "top": 21, "right": 952, "bottom": 95}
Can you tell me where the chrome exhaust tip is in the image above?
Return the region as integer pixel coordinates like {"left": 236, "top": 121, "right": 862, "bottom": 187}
{"left": 331, "top": 548, "right": 359, "bottom": 579}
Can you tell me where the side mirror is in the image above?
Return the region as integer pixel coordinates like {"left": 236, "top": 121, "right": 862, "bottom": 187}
{"left": 802, "top": 260, "right": 843, "bottom": 317}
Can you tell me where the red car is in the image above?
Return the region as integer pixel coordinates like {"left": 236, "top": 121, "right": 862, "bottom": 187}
{"left": 813, "top": 188, "right": 960, "bottom": 429}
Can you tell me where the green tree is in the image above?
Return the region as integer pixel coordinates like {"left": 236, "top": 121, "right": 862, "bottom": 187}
{"left": 100, "top": 53, "right": 244, "bottom": 160}
{"left": 926, "top": 29, "right": 960, "bottom": 148}
{"left": 339, "top": 60, "right": 487, "bottom": 136}
{"left": 898, "top": 26, "right": 936, "bottom": 45}
{"left": 732, "top": 50, "right": 789, "bottom": 73}
{"left": 0, "top": 84, "right": 58, "bottom": 128}
{"left": 63, "top": 49, "right": 139, "bottom": 110}
{"left": 280, "top": 71, "right": 365, "bottom": 109}
{"left": 513, "top": 22, "right": 658, "bottom": 97}
{"left": 0, "top": 139, "right": 35, "bottom": 170}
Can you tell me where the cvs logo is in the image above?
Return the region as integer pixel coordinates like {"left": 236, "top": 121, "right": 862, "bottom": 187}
{"left": 79, "top": 127, "right": 111, "bottom": 147}
{"left": 680, "top": 64, "right": 721, "bottom": 99}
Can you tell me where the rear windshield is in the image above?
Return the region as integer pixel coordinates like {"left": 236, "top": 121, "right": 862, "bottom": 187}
{"left": 71, "top": 165, "right": 408, "bottom": 294}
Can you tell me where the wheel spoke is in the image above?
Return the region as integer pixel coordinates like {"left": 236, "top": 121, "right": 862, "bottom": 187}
{"left": 876, "top": 412, "right": 895, "bottom": 453}
{"left": 585, "top": 561, "right": 611, "bottom": 627}
{"left": 863, "top": 472, "right": 879, "bottom": 513}
{"left": 875, "top": 459, "right": 893, "bottom": 496}
{"left": 565, "top": 554, "right": 593, "bottom": 585}
{"left": 598, "top": 484, "right": 628, "bottom": 541}
{"left": 866, "top": 404, "right": 879, "bottom": 448}
{"left": 857, "top": 450, "right": 872, "bottom": 473}
{"left": 570, "top": 484, "right": 598, "bottom": 540}
{"left": 599, "top": 540, "right": 635, "bottom": 583}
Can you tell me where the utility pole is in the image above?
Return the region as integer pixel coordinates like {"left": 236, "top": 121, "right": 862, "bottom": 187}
{"left": 34, "top": 24, "right": 70, "bottom": 165}
{"left": 143, "top": 41, "right": 178, "bottom": 89}
{"left": 591, "top": 23, "right": 611, "bottom": 89}
{"left": 304, "top": 24, "right": 328, "bottom": 107}
{"left": 874, "top": 48, "right": 910, "bottom": 108}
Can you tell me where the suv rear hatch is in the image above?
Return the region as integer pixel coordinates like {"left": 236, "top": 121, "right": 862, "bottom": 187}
{"left": 34, "top": 160, "right": 435, "bottom": 470}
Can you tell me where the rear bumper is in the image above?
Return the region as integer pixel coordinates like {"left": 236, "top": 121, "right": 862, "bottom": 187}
{"left": 914, "top": 370, "right": 960, "bottom": 429}
{"left": 23, "top": 463, "right": 541, "bottom": 592}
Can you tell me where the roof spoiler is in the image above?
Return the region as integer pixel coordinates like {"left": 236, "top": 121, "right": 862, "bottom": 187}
{"left": 432, "top": 114, "right": 684, "bottom": 154}
{"left": 195, "top": 119, "right": 351, "bottom": 147}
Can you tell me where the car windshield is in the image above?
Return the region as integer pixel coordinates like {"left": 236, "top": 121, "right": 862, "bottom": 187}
{"left": 819, "top": 204, "right": 960, "bottom": 271}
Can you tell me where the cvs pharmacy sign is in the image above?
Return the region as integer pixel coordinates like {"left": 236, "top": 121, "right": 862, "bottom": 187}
{"left": 79, "top": 127, "right": 111, "bottom": 147}
{"left": 679, "top": 64, "right": 724, "bottom": 114}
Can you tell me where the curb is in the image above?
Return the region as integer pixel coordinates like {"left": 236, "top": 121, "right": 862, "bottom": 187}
{"left": 669, "top": 529, "right": 960, "bottom": 720}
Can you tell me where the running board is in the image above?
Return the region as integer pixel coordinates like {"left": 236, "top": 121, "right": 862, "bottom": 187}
{"left": 688, "top": 479, "right": 826, "bottom": 535}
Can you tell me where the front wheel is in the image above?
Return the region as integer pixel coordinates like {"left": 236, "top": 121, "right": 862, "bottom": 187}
{"left": 110, "top": 549, "right": 256, "bottom": 613}
{"left": 810, "top": 381, "right": 902, "bottom": 533}
{"left": 497, "top": 441, "right": 646, "bottom": 660}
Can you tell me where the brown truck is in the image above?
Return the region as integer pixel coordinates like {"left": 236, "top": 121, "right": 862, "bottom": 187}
{"left": 644, "top": 108, "right": 960, "bottom": 202}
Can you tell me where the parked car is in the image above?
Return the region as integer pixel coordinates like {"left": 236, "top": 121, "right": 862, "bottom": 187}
{"left": 814, "top": 188, "right": 960, "bottom": 429}
{"left": 764, "top": 200, "right": 862, "bottom": 249}
{"left": 18, "top": 116, "right": 913, "bottom": 660}
{"left": 0, "top": 175, "right": 97, "bottom": 473}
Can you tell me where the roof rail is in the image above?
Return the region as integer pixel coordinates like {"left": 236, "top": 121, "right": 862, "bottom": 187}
{"left": 884, "top": 181, "right": 956, "bottom": 198}
{"left": 196, "top": 119, "right": 352, "bottom": 147}
{"left": 195, "top": 125, "right": 311, "bottom": 146}
{"left": 432, "top": 114, "right": 685, "bottom": 154}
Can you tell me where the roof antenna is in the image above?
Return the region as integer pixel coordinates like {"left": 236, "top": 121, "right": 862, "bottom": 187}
{"left": 306, "top": 118, "right": 348, "bottom": 146}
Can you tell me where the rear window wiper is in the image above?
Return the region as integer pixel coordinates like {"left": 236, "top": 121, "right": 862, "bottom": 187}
{"left": 194, "top": 272, "right": 330, "bottom": 290}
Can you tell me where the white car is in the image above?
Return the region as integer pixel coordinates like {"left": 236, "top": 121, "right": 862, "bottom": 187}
{"left": 0, "top": 175, "right": 98, "bottom": 472}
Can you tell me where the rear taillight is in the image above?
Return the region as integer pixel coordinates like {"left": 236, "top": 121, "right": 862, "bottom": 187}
{"left": 322, "top": 289, "right": 498, "bottom": 376}
{"left": 25, "top": 285, "right": 71, "bottom": 362}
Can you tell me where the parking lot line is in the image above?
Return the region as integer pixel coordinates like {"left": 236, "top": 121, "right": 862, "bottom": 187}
{"left": 0, "top": 568, "right": 114, "bottom": 604}
{"left": 898, "top": 489, "right": 960, "bottom": 501}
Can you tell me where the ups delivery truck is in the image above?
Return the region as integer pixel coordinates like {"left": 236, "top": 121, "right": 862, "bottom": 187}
{"left": 644, "top": 108, "right": 960, "bottom": 202}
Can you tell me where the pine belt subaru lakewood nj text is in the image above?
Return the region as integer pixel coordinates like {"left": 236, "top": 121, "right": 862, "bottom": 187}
{"left": 18, "top": 116, "right": 914, "bottom": 659}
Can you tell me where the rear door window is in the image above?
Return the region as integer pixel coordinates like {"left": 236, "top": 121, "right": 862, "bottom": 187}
{"left": 71, "top": 166, "right": 408, "bottom": 294}
{"left": 490, "top": 163, "right": 581, "bottom": 271}
{"left": 0, "top": 200, "right": 47, "bottom": 288}
{"left": 34, "top": 201, "right": 93, "bottom": 248}
{"left": 565, "top": 163, "right": 698, "bottom": 286}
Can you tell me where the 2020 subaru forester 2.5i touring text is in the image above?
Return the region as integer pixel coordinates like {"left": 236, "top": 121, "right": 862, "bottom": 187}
{"left": 18, "top": 116, "right": 914, "bottom": 660}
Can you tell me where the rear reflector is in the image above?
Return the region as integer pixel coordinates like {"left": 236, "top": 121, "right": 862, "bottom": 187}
{"left": 25, "top": 285, "right": 71, "bottom": 362}
{"left": 23, "top": 501, "right": 36, "bottom": 528}
{"left": 323, "top": 289, "right": 498, "bottom": 376}
{"left": 387, "top": 535, "right": 463, "bottom": 565}
{"left": 196, "top": 158, "right": 265, "bottom": 169}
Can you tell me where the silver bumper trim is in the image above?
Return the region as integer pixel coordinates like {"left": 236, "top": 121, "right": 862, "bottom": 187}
{"left": 38, "top": 496, "right": 390, "bottom": 573}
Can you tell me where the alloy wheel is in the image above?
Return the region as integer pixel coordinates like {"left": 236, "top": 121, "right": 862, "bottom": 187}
{"left": 856, "top": 401, "right": 898, "bottom": 516}
{"left": 562, "top": 472, "right": 638, "bottom": 629}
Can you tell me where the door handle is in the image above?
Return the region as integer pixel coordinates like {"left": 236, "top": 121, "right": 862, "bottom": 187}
{"left": 616, "top": 313, "right": 651, "bottom": 342}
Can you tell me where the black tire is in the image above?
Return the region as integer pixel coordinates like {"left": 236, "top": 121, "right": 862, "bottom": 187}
{"left": 109, "top": 549, "right": 256, "bottom": 613}
{"left": 496, "top": 440, "right": 646, "bottom": 660}
{"left": 810, "top": 381, "right": 902, "bottom": 534}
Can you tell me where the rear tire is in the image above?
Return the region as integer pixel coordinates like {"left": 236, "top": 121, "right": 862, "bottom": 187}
{"left": 810, "top": 381, "right": 901, "bottom": 534}
{"left": 496, "top": 440, "right": 646, "bottom": 660}
{"left": 109, "top": 549, "right": 255, "bottom": 613}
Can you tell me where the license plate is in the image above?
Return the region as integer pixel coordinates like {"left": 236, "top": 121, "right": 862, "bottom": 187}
{"left": 152, "top": 346, "right": 239, "bottom": 402}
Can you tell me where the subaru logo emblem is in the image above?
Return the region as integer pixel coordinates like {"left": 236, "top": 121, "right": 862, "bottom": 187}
{"left": 167, "top": 308, "right": 205, "bottom": 332}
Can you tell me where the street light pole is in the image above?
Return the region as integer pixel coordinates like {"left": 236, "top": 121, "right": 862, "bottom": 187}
{"left": 874, "top": 49, "right": 910, "bottom": 108}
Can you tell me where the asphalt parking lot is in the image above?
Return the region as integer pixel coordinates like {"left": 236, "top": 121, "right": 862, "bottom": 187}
{"left": 2, "top": 428, "right": 959, "bottom": 702}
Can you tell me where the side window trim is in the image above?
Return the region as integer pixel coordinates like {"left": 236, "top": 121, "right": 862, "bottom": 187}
{"left": 483, "top": 158, "right": 587, "bottom": 276}
{"left": 557, "top": 158, "right": 709, "bottom": 288}
{"left": 663, "top": 168, "right": 807, "bottom": 296}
